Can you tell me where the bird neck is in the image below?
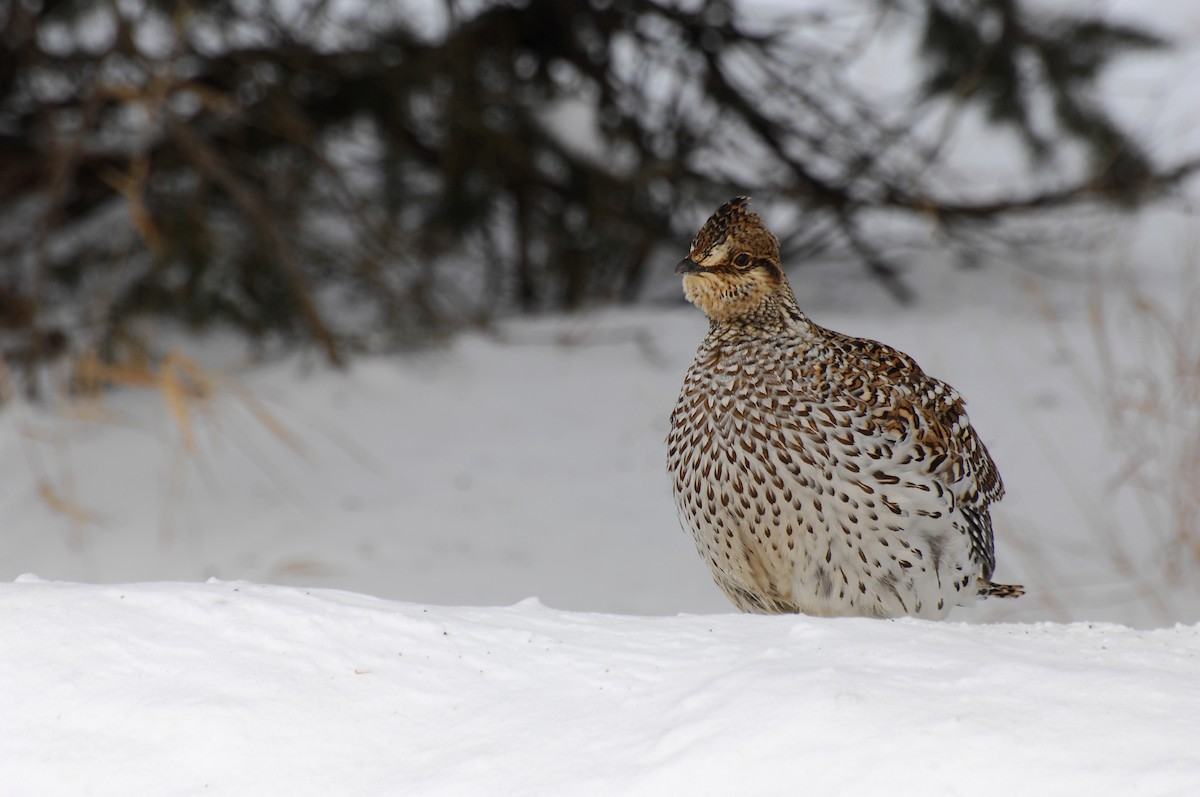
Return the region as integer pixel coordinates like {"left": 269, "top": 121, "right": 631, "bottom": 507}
{"left": 708, "top": 285, "right": 813, "bottom": 340}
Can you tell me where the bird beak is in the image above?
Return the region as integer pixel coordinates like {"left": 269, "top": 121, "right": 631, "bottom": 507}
{"left": 675, "top": 257, "right": 701, "bottom": 275}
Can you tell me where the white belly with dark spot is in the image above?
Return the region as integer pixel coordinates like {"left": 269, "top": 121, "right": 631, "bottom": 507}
{"left": 668, "top": 380, "right": 977, "bottom": 619}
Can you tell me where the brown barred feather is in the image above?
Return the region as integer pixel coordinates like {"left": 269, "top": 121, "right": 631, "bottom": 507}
{"left": 668, "top": 197, "right": 1022, "bottom": 619}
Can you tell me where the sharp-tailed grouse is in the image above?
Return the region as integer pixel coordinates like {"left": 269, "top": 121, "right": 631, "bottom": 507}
{"left": 667, "top": 197, "right": 1022, "bottom": 619}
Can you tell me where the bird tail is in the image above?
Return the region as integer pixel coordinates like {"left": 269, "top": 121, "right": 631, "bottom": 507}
{"left": 978, "top": 580, "right": 1024, "bottom": 599}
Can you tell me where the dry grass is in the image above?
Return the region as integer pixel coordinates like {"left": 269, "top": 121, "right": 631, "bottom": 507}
{"left": 1088, "top": 272, "right": 1200, "bottom": 587}
{"left": 1027, "top": 242, "right": 1200, "bottom": 625}
{"left": 22, "top": 348, "right": 303, "bottom": 544}
{"left": 75, "top": 349, "right": 302, "bottom": 456}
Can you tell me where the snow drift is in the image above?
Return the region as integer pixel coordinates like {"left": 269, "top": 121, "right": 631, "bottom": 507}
{"left": 2, "top": 578, "right": 1197, "bottom": 795}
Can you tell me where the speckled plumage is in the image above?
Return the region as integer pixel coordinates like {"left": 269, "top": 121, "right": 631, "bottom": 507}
{"left": 667, "top": 197, "right": 1022, "bottom": 619}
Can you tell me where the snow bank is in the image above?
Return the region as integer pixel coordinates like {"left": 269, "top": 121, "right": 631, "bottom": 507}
{"left": 3, "top": 578, "right": 1197, "bottom": 795}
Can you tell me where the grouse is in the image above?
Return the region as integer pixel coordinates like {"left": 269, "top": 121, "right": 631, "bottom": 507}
{"left": 667, "top": 197, "right": 1023, "bottom": 619}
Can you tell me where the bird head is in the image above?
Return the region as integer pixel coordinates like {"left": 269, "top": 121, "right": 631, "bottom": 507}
{"left": 676, "top": 196, "right": 787, "bottom": 323}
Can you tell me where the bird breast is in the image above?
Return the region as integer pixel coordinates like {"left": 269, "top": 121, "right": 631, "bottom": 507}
{"left": 668, "top": 334, "right": 976, "bottom": 618}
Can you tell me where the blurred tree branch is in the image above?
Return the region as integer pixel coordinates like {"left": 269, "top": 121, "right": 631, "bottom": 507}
{"left": 0, "top": 0, "right": 1192, "bottom": 396}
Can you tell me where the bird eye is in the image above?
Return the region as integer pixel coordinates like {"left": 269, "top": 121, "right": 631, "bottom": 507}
{"left": 733, "top": 253, "right": 751, "bottom": 268}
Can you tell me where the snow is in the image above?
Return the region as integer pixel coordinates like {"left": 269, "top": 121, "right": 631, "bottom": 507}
{"left": 4, "top": 578, "right": 1198, "bottom": 796}
{"left": 1, "top": 0, "right": 1194, "bottom": 625}
{"left": 3, "top": 282, "right": 1194, "bottom": 626}
{"left": 4, "top": 0, "right": 1200, "bottom": 792}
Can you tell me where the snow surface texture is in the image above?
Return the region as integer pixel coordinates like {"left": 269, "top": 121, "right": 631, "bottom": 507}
{"left": 2, "top": 2, "right": 1200, "bottom": 793}
{"left": 4, "top": 578, "right": 1198, "bottom": 796}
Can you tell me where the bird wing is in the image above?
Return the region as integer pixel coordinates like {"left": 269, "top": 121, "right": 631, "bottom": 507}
{"left": 821, "top": 330, "right": 1004, "bottom": 576}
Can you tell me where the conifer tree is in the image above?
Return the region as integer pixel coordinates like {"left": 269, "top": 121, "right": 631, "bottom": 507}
{"left": 0, "top": 0, "right": 1191, "bottom": 392}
